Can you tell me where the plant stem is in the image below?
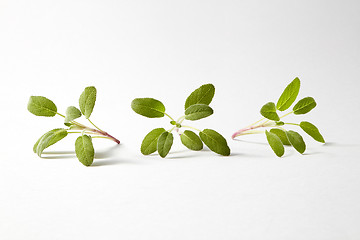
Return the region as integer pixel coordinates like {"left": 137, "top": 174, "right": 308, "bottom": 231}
{"left": 164, "top": 113, "right": 175, "bottom": 121}
{"left": 182, "top": 125, "right": 201, "bottom": 132}
{"left": 56, "top": 112, "right": 65, "bottom": 118}
{"left": 167, "top": 126, "right": 176, "bottom": 132}
{"left": 88, "top": 118, "right": 103, "bottom": 131}
{"left": 284, "top": 122, "right": 300, "bottom": 126}
{"left": 280, "top": 111, "right": 294, "bottom": 119}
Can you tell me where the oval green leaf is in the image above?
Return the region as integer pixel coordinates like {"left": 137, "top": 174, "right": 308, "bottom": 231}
{"left": 276, "top": 77, "right": 301, "bottom": 111}
{"left": 79, "top": 86, "right": 97, "bottom": 119}
{"left": 185, "top": 84, "right": 215, "bottom": 110}
{"left": 300, "top": 121, "right": 325, "bottom": 143}
{"left": 269, "top": 128, "right": 291, "bottom": 145}
{"left": 265, "top": 130, "right": 285, "bottom": 157}
{"left": 260, "top": 102, "right": 280, "bottom": 121}
{"left": 75, "top": 135, "right": 95, "bottom": 166}
{"left": 34, "top": 128, "right": 68, "bottom": 156}
{"left": 27, "top": 96, "right": 57, "bottom": 117}
{"left": 185, "top": 104, "right": 214, "bottom": 121}
{"left": 65, "top": 106, "right": 82, "bottom": 123}
{"left": 157, "top": 132, "right": 174, "bottom": 158}
{"left": 180, "top": 130, "right": 203, "bottom": 151}
{"left": 199, "top": 129, "right": 230, "bottom": 156}
{"left": 293, "top": 97, "right": 316, "bottom": 115}
{"left": 141, "top": 128, "right": 166, "bottom": 155}
{"left": 131, "top": 98, "right": 166, "bottom": 118}
{"left": 286, "top": 130, "right": 306, "bottom": 154}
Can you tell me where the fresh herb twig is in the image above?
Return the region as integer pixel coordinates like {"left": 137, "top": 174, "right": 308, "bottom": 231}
{"left": 27, "top": 86, "right": 120, "bottom": 166}
{"left": 131, "top": 84, "right": 230, "bottom": 158}
{"left": 232, "top": 78, "right": 325, "bottom": 157}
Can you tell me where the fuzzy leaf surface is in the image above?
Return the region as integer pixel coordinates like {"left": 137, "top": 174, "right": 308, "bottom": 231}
{"left": 141, "top": 128, "right": 166, "bottom": 155}
{"left": 180, "top": 130, "right": 203, "bottom": 151}
{"left": 75, "top": 135, "right": 94, "bottom": 166}
{"left": 276, "top": 77, "right": 301, "bottom": 111}
{"left": 260, "top": 102, "right": 280, "bottom": 121}
{"left": 34, "top": 128, "right": 68, "bottom": 156}
{"left": 65, "top": 106, "right": 82, "bottom": 123}
{"left": 270, "top": 128, "right": 291, "bottom": 145}
{"left": 27, "top": 96, "right": 57, "bottom": 117}
{"left": 131, "top": 98, "right": 165, "bottom": 118}
{"left": 199, "top": 129, "right": 230, "bottom": 156}
{"left": 300, "top": 121, "right": 325, "bottom": 143}
{"left": 265, "top": 130, "right": 285, "bottom": 157}
{"left": 185, "top": 104, "right": 214, "bottom": 121}
{"left": 293, "top": 97, "right": 317, "bottom": 115}
{"left": 185, "top": 84, "right": 215, "bottom": 110}
{"left": 79, "top": 86, "right": 97, "bottom": 119}
{"left": 286, "top": 130, "right": 306, "bottom": 154}
{"left": 157, "top": 132, "right": 173, "bottom": 158}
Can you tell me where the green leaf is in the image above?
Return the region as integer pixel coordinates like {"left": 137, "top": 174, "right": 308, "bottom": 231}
{"left": 300, "top": 121, "right": 325, "bottom": 143}
{"left": 75, "top": 135, "right": 95, "bottom": 166}
{"left": 260, "top": 102, "right": 280, "bottom": 121}
{"left": 286, "top": 130, "right": 306, "bottom": 154}
{"left": 276, "top": 121, "right": 285, "bottom": 126}
{"left": 185, "top": 104, "right": 214, "bottom": 121}
{"left": 180, "top": 130, "right": 203, "bottom": 151}
{"left": 79, "top": 86, "right": 97, "bottom": 119}
{"left": 276, "top": 77, "right": 301, "bottom": 111}
{"left": 185, "top": 84, "right": 215, "bottom": 110}
{"left": 34, "top": 128, "right": 68, "bottom": 156}
{"left": 293, "top": 97, "right": 317, "bottom": 115}
{"left": 141, "top": 128, "right": 166, "bottom": 155}
{"left": 131, "top": 98, "right": 166, "bottom": 118}
{"left": 65, "top": 106, "right": 82, "bottom": 123}
{"left": 157, "top": 132, "right": 174, "bottom": 158}
{"left": 265, "top": 130, "right": 285, "bottom": 157}
{"left": 199, "top": 129, "right": 230, "bottom": 156}
{"left": 27, "top": 96, "right": 57, "bottom": 117}
{"left": 269, "top": 128, "right": 291, "bottom": 145}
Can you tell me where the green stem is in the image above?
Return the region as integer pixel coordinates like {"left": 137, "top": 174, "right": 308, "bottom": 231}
{"left": 182, "top": 125, "right": 201, "bottom": 132}
{"left": 91, "top": 136, "right": 113, "bottom": 140}
{"left": 280, "top": 111, "right": 294, "bottom": 119}
{"left": 176, "top": 115, "right": 186, "bottom": 123}
{"left": 284, "top": 122, "right": 300, "bottom": 126}
{"left": 167, "top": 126, "right": 176, "bottom": 132}
{"left": 164, "top": 113, "right": 175, "bottom": 122}
{"left": 246, "top": 117, "right": 266, "bottom": 128}
{"left": 88, "top": 118, "right": 103, "bottom": 131}
{"left": 56, "top": 112, "right": 65, "bottom": 118}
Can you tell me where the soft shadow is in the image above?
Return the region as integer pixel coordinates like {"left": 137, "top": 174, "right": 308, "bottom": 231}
{"left": 42, "top": 155, "right": 76, "bottom": 159}
{"left": 95, "top": 144, "right": 123, "bottom": 159}
{"left": 323, "top": 142, "right": 359, "bottom": 147}
{"left": 167, "top": 154, "right": 198, "bottom": 159}
{"left": 91, "top": 158, "right": 138, "bottom": 166}
{"left": 233, "top": 139, "right": 268, "bottom": 146}
{"left": 42, "top": 150, "right": 75, "bottom": 155}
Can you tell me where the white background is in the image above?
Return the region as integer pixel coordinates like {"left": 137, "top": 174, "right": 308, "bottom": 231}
{"left": 1, "top": 0, "right": 360, "bottom": 239}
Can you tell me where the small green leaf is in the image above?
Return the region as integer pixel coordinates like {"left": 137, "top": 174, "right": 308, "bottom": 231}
{"left": 286, "top": 130, "right": 306, "bottom": 154}
{"left": 276, "top": 121, "right": 285, "bottom": 126}
{"left": 269, "top": 128, "right": 291, "bottom": 145}
{"left": 170, "top": 121, "right": 176, "bottom": 125}
{"left": 79, "top": 86, "right": 97, "bottom": 119}
{"left": 300, "top": 121, "right": 325, "bottom": 143}
{"left": 34, "top": 128, "right": 68, "bottom": 156}
{"left": 265, "top": 130, "right": 285, "bottom": 157}
{"left": 199, "top": 129, "right": 230, "bottom": 156}
{"left": 180, "top": 130, "right": 203, "bottom": 151}
{"left": 276, "top": 77, "right": 301, "bottom": 111}
{"left": 185, "top": 84, "right": 215, "bottom": 110}
{"left": 157, "top": 132, "right": 174, "bottom": 158}
{"left": 185, "top": 104, "right": 214, "bottom": 121}
{"left": 293, "top": 97, "right": 317, "bottom": 115}
{"left": 260, "top": 102, "right": 280, "bottom": 121}
{"left": 75, "top": 135, "right": 95, "bottom": 166}
{"left": 141, "top": 128, "right": 166, "bottom": 155}
{"left": 65, "top": 106, "right": 82, "bottom": 123}
{"left": 64, "top": 122, "right": 72, "bottom": 127}
{"left": 27, "top": 96, "right": 57, "bottom": 117}
{"left": 131, "top": 98, "right": 166, "bottom": 118}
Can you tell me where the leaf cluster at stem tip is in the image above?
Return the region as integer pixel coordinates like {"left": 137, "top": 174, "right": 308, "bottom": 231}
{"left": 27, "top": 86, "right": 120, "bottom": 166}
{"left": 232, "top": 77, "right": 325, "bottom": 157}
{"left": 131, "top": 83, "right": 230, "bottom": 158}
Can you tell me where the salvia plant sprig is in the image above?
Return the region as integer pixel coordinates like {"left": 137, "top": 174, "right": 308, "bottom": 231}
{"left": 27, "top": 86, "right": 120, "bottom": 166}
{"left": 131, "top": 84, "right": 230, "bottom": 158}
{"left": 232, "top": 77, "right": 325, "bottom": 157}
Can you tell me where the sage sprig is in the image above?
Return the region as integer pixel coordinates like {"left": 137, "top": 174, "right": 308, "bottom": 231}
{"left": 232, "top": 78, "right": 325, "bottom": 157}
{"left": 131, "top": 84, "right": 230, "bottom": 158}
{"left": 28, "top": 86, "right": 120, "bottom": 166}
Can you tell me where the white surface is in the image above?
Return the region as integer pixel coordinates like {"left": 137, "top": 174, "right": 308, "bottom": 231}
{"left": 1, "top": 0, "right": 360, "bottom": 239}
